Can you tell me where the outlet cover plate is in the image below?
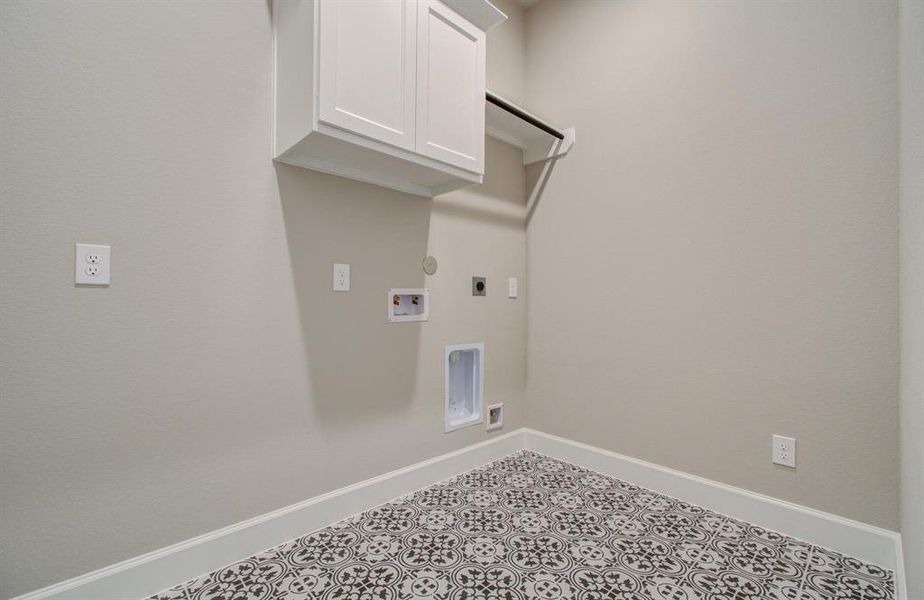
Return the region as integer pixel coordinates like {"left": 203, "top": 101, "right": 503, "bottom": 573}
{"left": 472, "top": 276, "right": 486, "bottom": 296}
{"left": 75, "top": 243, "right": 111, "bottom": 285}
{"left": 772, "top": 434, "right": 796, "bottom": 468}
{"left": 333, "top": 263, "right": 350, "bottom": 291}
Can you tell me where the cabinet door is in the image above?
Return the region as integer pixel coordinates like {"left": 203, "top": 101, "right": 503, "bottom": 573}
{"left": 416, "top": 0, "right": 485, "bottom": 173}
{"left": 318, "top": 0, "right": 417, "bottom": 151}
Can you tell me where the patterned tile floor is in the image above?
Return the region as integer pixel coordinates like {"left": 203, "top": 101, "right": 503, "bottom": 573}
{"left": 149, "top": 451, "right": 895, "bottom": 600}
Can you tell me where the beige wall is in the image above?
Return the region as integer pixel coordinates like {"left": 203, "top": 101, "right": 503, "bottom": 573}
{"left": 900, "top": 0, "right": 924, "bottom": 593}
{"left": 0, "top": 1, "right": 527, "bottom": 597}
{"left": 487, "top": 0, "right": 526, "bottom": 105}
{"left": 524, "top": 0, "right": 900, "bottom": 529}
{"left": 0, "top": 0, "right": 908, "bottom": 596}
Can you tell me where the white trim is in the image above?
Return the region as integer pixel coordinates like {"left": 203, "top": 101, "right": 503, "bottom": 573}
{"left": 523, "top": 428, "right": 905, "bottom": 596}
{"left": 896, "top": 532, "right": 909, "bottom": 600}
{"left": 11, "top": 431, "right": 524, "bottom": 600}
{"left": 14, "top": 428, "right": 906, "bottom": 599}
{"left": 274, "top": 153, "right": 436, "bottom": 198}
{"left": 316, "top": 122, "right": 482, "bottom": 182}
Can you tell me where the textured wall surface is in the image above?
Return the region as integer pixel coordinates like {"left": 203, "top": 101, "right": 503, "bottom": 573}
{"left": 900, "top": 0, "right": 924, "bottom": 593}
{"left": 524, "top": 0, "right": 900, "bottom": 529}
{"left": 0, "top": 1, "right": 527, "bottom": 596}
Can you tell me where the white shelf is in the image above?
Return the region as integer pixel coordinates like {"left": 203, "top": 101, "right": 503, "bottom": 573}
{"left": 484, "top": 91, "right": 575, "bottom": 165}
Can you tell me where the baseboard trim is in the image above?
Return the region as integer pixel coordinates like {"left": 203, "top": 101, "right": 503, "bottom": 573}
{"left": 523, "top": 428, "right": 906, "bottom": 597}
{"left": 11, "top": 430, "right": 524, "bottom": 600}
{"left": 13, "top": 427, "right": 906, "bottom": 600}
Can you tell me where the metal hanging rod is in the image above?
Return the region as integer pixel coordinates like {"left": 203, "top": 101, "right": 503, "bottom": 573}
{"left": 485, "top": 91, "right": 565, "bottom": 140}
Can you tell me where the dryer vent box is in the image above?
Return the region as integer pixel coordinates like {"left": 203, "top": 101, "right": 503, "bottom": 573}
{"left": 445, "top": 342, "right": 484, "bottom": 432}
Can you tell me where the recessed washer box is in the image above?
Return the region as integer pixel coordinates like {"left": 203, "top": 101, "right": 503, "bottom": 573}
{"left": 445, "top": 342, "right": 484, "bottom": 432}
{"left": 387, "top": 288, "right": 429, "bottom": 322}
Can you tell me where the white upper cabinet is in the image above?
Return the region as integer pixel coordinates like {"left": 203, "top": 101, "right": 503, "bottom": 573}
{"left": 416, "top": 0, "right": 486, "bottom": 172}
{"left": 273, "top": 0, "right": 505, "bottom": 198}
{"left": 318, "top": 0, "right": 417, "bottom": 150}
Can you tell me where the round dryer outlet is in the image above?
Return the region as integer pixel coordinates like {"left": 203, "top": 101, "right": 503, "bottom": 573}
{"left": 472, "top": 277, "right": 486, "bottom": 296}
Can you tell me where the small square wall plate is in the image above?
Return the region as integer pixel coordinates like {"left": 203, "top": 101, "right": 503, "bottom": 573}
{"left": 486, "top": 403, "right": 503, "bottom": 431}
{"left": 75, "top": 243, "right": 111, "bottom": 286}
{"left": 472, "top": 276, "right": 486, "bottom": 296}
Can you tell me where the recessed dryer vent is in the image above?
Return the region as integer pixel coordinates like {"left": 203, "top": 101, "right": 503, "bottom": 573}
{"left": 387, "top": 289, "right": 429, "bottom": 323}
{"left": 445, "top": 342, "right": 484, "bottom": 432}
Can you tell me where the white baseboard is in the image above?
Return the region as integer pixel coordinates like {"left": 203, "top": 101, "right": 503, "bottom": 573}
{"left": 11, "top": 430, "right": 524, "bottom": 600}
{"left": 13, "top": 427, "right": 906, "bottom": 600}
{"left": 523, "top": 428, "right": 907, "bottom": 599}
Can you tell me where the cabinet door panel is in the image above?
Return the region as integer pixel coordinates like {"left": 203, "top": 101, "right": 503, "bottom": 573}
{"left": 319, "top": 0, "right": 416, "bottom": 150}
{"left": 416, "top": 0, "right": 485, "bottom": 173}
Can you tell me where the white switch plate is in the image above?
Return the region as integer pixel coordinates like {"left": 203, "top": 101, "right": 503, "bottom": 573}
{"left": 772, "top": 434, "right": 796, "bottom": 468}
{"left": 75, "top": 243, "right": 110, "bottom": 285}
{"left": 508, "top": 277, "right": 518, "bottom": 298}
{"left": 333, "top": 263, "right": 350, "bottom": 291}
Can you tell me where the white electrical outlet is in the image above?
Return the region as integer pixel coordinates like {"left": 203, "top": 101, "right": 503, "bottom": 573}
{"left": 75, "top": 243, "right": 111, "bottom": 285}
{"left": 333, "top": 263, "right": 350, "bottom": 291}
{"left": 508, "top": 277, "right": 518, "bottom": 298}
{"left": 772, "top": 434, "right": 796, "bottom": 468}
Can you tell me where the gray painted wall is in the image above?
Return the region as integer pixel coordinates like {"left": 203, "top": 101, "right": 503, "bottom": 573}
{"left": 0, "top": 1, "right": 528, "bottom": 596}
{"left": 900, "top": 0, "right": 924, "bottom": 592}
{"left": 524, "top": 0, "right": 900, "bottom": 530}
{"left": 0, "top": 0, "right": 911, "bottom": 596}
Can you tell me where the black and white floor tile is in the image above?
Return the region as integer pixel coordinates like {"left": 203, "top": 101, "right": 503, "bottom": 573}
{"left": 148, "top": 451, "right": 895, "bottom": 600}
